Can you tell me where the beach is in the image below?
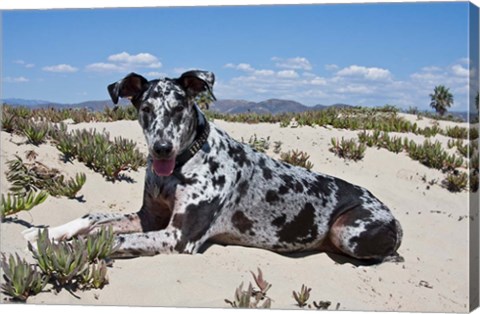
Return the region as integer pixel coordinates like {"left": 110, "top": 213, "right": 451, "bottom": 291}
{"left": 0, "top": 114, "right": 474, "bottom": 312}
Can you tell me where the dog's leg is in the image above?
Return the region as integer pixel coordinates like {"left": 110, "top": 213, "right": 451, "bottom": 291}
{"left": 22, "top": 212, "right": 145, "bottom": 242}
{"left": 111, "top": 228, "right": 205, "bottom": 257}
{"left": 328, "top": 208, "right": 403, "bottom": 261}
{"left": 23, "top": 200, "right": 172, "bottom": 243}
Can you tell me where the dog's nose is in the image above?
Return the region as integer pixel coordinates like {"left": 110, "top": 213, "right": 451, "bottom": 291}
{"left": 153, "top": 141, "right": 174, "bottom": 157}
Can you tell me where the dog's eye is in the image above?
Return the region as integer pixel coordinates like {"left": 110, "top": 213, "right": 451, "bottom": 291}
{"left": 174, "top": 105, "right": 185, "bottom": 112}
{"left": 141, "top": 106, "right": 151, "bottom": 114}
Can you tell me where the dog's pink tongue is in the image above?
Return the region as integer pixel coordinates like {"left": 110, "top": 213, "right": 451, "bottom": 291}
{"left": 152, "top": 158, "right": 176, "bottom": 176}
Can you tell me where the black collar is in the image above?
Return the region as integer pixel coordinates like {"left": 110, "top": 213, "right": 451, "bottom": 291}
{"left": 174, "top": 105, "right": 210, "bottom": 170}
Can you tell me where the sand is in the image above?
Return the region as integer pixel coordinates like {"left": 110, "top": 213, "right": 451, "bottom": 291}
{"left": 0, "top": 114, "right": 477, "bottom": 312}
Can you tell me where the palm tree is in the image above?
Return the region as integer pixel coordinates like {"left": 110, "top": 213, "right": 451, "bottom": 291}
{"left": 429, "top": 85, "right": 453, "bottom": 116}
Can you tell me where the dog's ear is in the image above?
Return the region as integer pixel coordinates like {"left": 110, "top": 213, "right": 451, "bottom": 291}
{"left": 178, "top": 70, "right": 216, "bottom": 101}
{"left": 108, "top": 73, "right": 149, "bottom": 107}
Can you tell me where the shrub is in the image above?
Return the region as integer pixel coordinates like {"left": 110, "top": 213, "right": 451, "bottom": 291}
{"left": 443, "top": 171, "right": 468, "bottom": 192}
{"left": 358, "top": 131, "right": 403, "bottom": 154}
{"left": 280, "top": 149, "right": 314, "bottom": 170}
{"left": 51, "top": 129, "right": 146, "bottom": 181}
{"left": 242, "top": 134, "right": 270, "bottom": 153}
{"left": 445, "top": 126, "right": 468, "bottom": 139}
{"left": 1, "top": 111, "right": 17, "bottom": 133}
{"left": 1, "top": 191, "right": 48, "bottom": 221}
{"left": 29, "top": 230, "right": 89, "bottom": 286}
{"left": 27, "top": 228, "right": 114, "bottom": 292}
{"left": 0, "top": 253, "right": 48, "bottom": 301}
{"left": 407, "top": 140, "right": 462, "bottom": 171}
{"left": 6, "top": 155, "right": 86, "bottom": 199}
{"left": 329, "top": 137, "right": 366, "bottom": 161}
{"left": 225, "top": 268, "right": 272, "bottom": 309}
{"left": 48, "top": 173, "right": 86, "bottom": 199}
{"left": 293, "top": 284, "right": 311, "bottom": 308}
{"left": 20, "top": 121, "right": 50, "bottom": 145}
{"left": 82, "top": 226, "right": 118, "bottom": 262}
{"left": 78, "top": 259, "right": 109, "bottom": 290}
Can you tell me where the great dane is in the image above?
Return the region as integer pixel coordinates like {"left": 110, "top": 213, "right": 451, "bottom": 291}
{"left": 23, "top": 70, "right": 403, "bottom": 262}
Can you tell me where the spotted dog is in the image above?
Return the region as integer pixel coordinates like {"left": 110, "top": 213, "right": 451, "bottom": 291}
{"left": 23, "top": 70, "right": 402, "bottom": 261}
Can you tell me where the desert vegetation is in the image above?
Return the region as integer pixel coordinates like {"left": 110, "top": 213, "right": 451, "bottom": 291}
{"left": 2, "top": 103, "right": 477, "bottom": 192}
{"left": 0, "top": 227, "right": 117, "bottom": 301}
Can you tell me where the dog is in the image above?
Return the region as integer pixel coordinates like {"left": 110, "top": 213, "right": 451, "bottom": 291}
{"left": 23, "top": 70, "right": 402, "bottom": 262}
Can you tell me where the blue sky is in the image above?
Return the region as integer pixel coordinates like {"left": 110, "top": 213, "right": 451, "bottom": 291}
{"left": 2, "top": 2, "right": 474, "bottom": 110}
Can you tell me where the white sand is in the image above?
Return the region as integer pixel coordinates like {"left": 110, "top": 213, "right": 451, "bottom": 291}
{"left": 0, "top": 114, "right": 475, "bottom": 312}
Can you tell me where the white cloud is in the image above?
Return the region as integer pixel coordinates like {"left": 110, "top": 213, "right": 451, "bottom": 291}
{"left": 277, "top": 70, "right": 299, "bottom": 79}
{"left": 14, "top": 60, "right": 35, "bottom": 68}
{"left": 86, "top": 63, "right": 123, "bottom": 72}
{"left": 254, "top": 69, "right": 275, "bottom": 76}
{"left": 451, "top": 64, "right": 469, "bottom": 77}
{"left": 272, "top": 57, "right": 312, "bottom": 71}
{"left": 310, "top": 76, "right": 327, "bottom": 85}
{"left": 336, "top": 65, "right": 392, "bottom": 80}
{"left": 225, "top": 63, "right": 255, "bottom": 72}
{"left": 335, "top": 84, "right": 373, "bottom": 95}
{"left": 107, "top": 52, "right": 161, "bottom": 68}
{"left": 302, "top": 72, "right": 316, "bottom": 78}
{"left": 325, "top": 64, "right": 339, "bottom": 71}
{"left": 4, "top": 76, "right": 29, "bottom": 83}
{"left": 421, "top": 66, "right": 442, "bottom": 72}
{"left": 86, "top": 52, "right": 162, "bottom": 73}
{"left": 43, "top": 64, "right": 78, "bottom": 73}
{"left": 217, "top": 58, "right": 469, "bottom": 110}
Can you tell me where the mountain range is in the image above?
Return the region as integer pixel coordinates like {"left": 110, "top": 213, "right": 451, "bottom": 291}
{"left": 2, "top": 97, "right": 470, "bottom": 121}
{"left": 2, "top": 97, "right": 352, "bottom": 115}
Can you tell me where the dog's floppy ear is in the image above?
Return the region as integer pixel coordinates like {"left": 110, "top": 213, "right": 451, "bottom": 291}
{"left": 108, "top": 73, "right": 149, "bottom": 106}
{"left": 178, "top": 70, "right": 216, "bottom": 101}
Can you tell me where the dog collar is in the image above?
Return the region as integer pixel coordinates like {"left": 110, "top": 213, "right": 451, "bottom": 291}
{"left": 174, "top": 105, "right": 210, "bottom": 170}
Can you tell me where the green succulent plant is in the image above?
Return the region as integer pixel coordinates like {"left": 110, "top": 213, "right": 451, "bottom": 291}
{"left": 225, "top": 268, "right": 272, "bottom": 309}
{"left": 82, "top": 226, "right": 118, "bottom": 262}
{"left": 242, "top": 134, "right": 270, "bottom": 153}
{"left": 21, "top": 122, "right": 50, "bottom": 145}
{"left": 48, "top": 173, "right": 86, "bottom": 199}
{"left": 5, "top": 155, "right": 86, "bottom": 199}
{"left": 1, "top": 191, "right": 48, "bottom": 221}
{"left": 0, "top": 253, "right": 49, "bottom": 301}
{"left": 1, "top": 111, "right": 17, "bottom": 133}
{"left": 329, "top": 137, "right": 366, "bottom": 161}
{"left": 443, "top": 171, "right": 469, "bottom": 192}
{"left": 79, "top": 259, "right": 109, "bottom": 290}
{"left": 280, "top": 149, "right": 314, "bottom": 170}
{"left": 293, "top": 284, "right": 311, "bottom": 308}
{"left": 28, "top": 230, "right": 89, "bottom": 286}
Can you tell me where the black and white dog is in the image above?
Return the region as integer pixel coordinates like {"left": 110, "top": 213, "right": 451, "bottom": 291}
{"left": 24, "top": 70, "right": 402, "bottom": 261}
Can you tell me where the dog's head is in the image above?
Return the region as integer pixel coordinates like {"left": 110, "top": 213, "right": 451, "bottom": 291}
{"left": 108, "top": 70, "right": 215, "bottom": 176}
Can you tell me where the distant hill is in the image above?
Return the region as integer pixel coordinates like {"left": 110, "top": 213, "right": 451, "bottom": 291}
{"left": 2, "top": 97, "right": 348, "bottom": 115}
{"left": 2, "top": 97, "right": 471, "bottom": 122}
{"left": 2, "top": 98, "right": 65, "bottom": 108}
{"left": 2, "top": 98, "right": 130, "bottom": 111}
{"left": 212, "top": 99, "right": 308, "bottom": 114}
{"left": 209, "top": 99, "right": 356, "bottom": 115}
